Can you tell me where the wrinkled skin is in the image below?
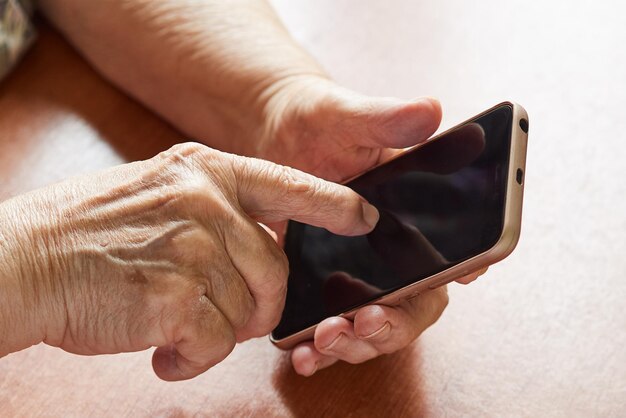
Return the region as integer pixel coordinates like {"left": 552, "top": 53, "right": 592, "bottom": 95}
{"left": 10, "top": 0, "right": 491, "bottom": 378}
{"left": 0, "top": 143, "right": 378, "bottom": 381}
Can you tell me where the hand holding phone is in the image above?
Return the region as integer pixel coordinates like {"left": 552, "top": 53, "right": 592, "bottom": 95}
{"left": 272, "top": 102, "right": 529, "bottom": 349}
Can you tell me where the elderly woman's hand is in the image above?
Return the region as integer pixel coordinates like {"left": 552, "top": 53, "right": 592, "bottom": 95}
{"left": 0, "top": 143, "right": 378, "bottom": 381}
{"left": 35, "top": 0, "right": 487, "bottom": 377}
{"left": 255, "top": 77, "right": 488, "bottom": 376}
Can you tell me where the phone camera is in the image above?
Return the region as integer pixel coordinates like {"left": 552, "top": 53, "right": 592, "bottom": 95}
{"left": 519, "top": 118, "right": 529, "bottom": 133}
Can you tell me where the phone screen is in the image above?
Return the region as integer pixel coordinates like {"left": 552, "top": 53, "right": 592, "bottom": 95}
{"left": 272, "top": 104, "right": 513, "bottom": 340}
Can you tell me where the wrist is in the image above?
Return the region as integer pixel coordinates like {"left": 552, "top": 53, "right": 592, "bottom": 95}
{"left": 0, "top": 198, "right": 57, "bottom": 356}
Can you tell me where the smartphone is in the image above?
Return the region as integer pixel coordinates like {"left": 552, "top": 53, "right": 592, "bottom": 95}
{"left": 271, "top": 102, "right": 529, "bottom": 349}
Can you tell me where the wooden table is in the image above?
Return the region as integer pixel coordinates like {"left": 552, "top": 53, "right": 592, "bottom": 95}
{"left": 1, "top": 1, "right": 625, "bottom": 416}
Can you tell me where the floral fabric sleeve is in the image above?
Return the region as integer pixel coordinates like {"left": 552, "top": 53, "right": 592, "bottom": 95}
{"left": 0, "top": 0, "right": 36, "bottom": 81}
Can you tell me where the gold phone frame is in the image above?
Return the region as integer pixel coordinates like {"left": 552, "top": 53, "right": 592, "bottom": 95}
{"left": 271, "top": 102, "right": 529, "bottom": 349}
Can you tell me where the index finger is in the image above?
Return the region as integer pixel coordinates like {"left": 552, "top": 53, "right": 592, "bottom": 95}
{"left": 229, "top": 156, "right": 379, "bottom": 236}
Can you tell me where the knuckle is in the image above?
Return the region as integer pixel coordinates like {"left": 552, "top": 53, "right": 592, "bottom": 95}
{"left": 248, "top": 249, "right": 289, "bottom": 335}
{"left": 267, "top": 289, "right": 287, "bottom": 330}
{"left": 255, "top": 263, "right": 288, "bottom": 307}
{"left": 158, "top": 143, "right": 229, "bottom": 182}
{"left": 151, "top": 145, "right": 218, "bottom": 206}
{"left": 266, "top": 248, "right": 289, "bottom": 298}
{"left": 274, "top": 248, "right": 290, "bottom": 283}
{"left": 267, "top": 293, "right": 288, "bottom": 333}
{"left": 158, "top": 142, "right": 206, "bottom": 167}
{"left": 171, "top": 176, "right": 234, "bottom": 222}
{"left": 273, "top": 166, "right": 317, "bottom": 211}
{"left": 212, "top": 331, "right": 236, "bottom": 364}
{"left": 202, "top": 262, "right": 255, "bottom": 332}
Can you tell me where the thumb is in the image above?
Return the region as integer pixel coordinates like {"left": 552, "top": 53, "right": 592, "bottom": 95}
{"left": 333, "top": 92, "right": 443, "bottom": 149}
{"left": 229, "top": 155, "right": 379, "bottom": 236}
{"left": 290, "top": 79, "right": 443, "bottom": 149}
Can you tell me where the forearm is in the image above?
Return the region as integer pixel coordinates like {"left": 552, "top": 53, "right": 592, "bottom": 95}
{"left": 38, "top": 0, "right": 327, "bottom": 155}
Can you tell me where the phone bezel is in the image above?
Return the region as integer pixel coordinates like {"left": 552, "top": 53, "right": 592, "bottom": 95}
{"left": 270, "top": 101, "right": 529, "bottom": 349}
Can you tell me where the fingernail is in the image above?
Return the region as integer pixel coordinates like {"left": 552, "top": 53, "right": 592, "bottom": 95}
{"left": 361, "top": 202, "right": 380, "bottom": 230}
{"left": 322, "top": 332, "right": 346, "bottom": 352}
{"left": 360, "top": 321, "right": 391, "bottom": 340}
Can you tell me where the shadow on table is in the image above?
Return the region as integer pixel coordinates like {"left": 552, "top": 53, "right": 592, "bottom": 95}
{"left": 271, "top": 345, "right": 428, "bottom": 417}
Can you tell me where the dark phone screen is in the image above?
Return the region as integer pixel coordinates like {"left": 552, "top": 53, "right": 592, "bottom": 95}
{"left": 272, "top": 104, "right": 513, "bottom": 340}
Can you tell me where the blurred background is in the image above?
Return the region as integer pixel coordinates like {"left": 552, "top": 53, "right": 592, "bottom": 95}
{"left": 271, "top": 0, "right": 626, "bottom": 414}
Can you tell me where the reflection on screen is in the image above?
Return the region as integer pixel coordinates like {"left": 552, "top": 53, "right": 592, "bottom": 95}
{"left": 273, "top": 105, "right": 513, "bottom": 339}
